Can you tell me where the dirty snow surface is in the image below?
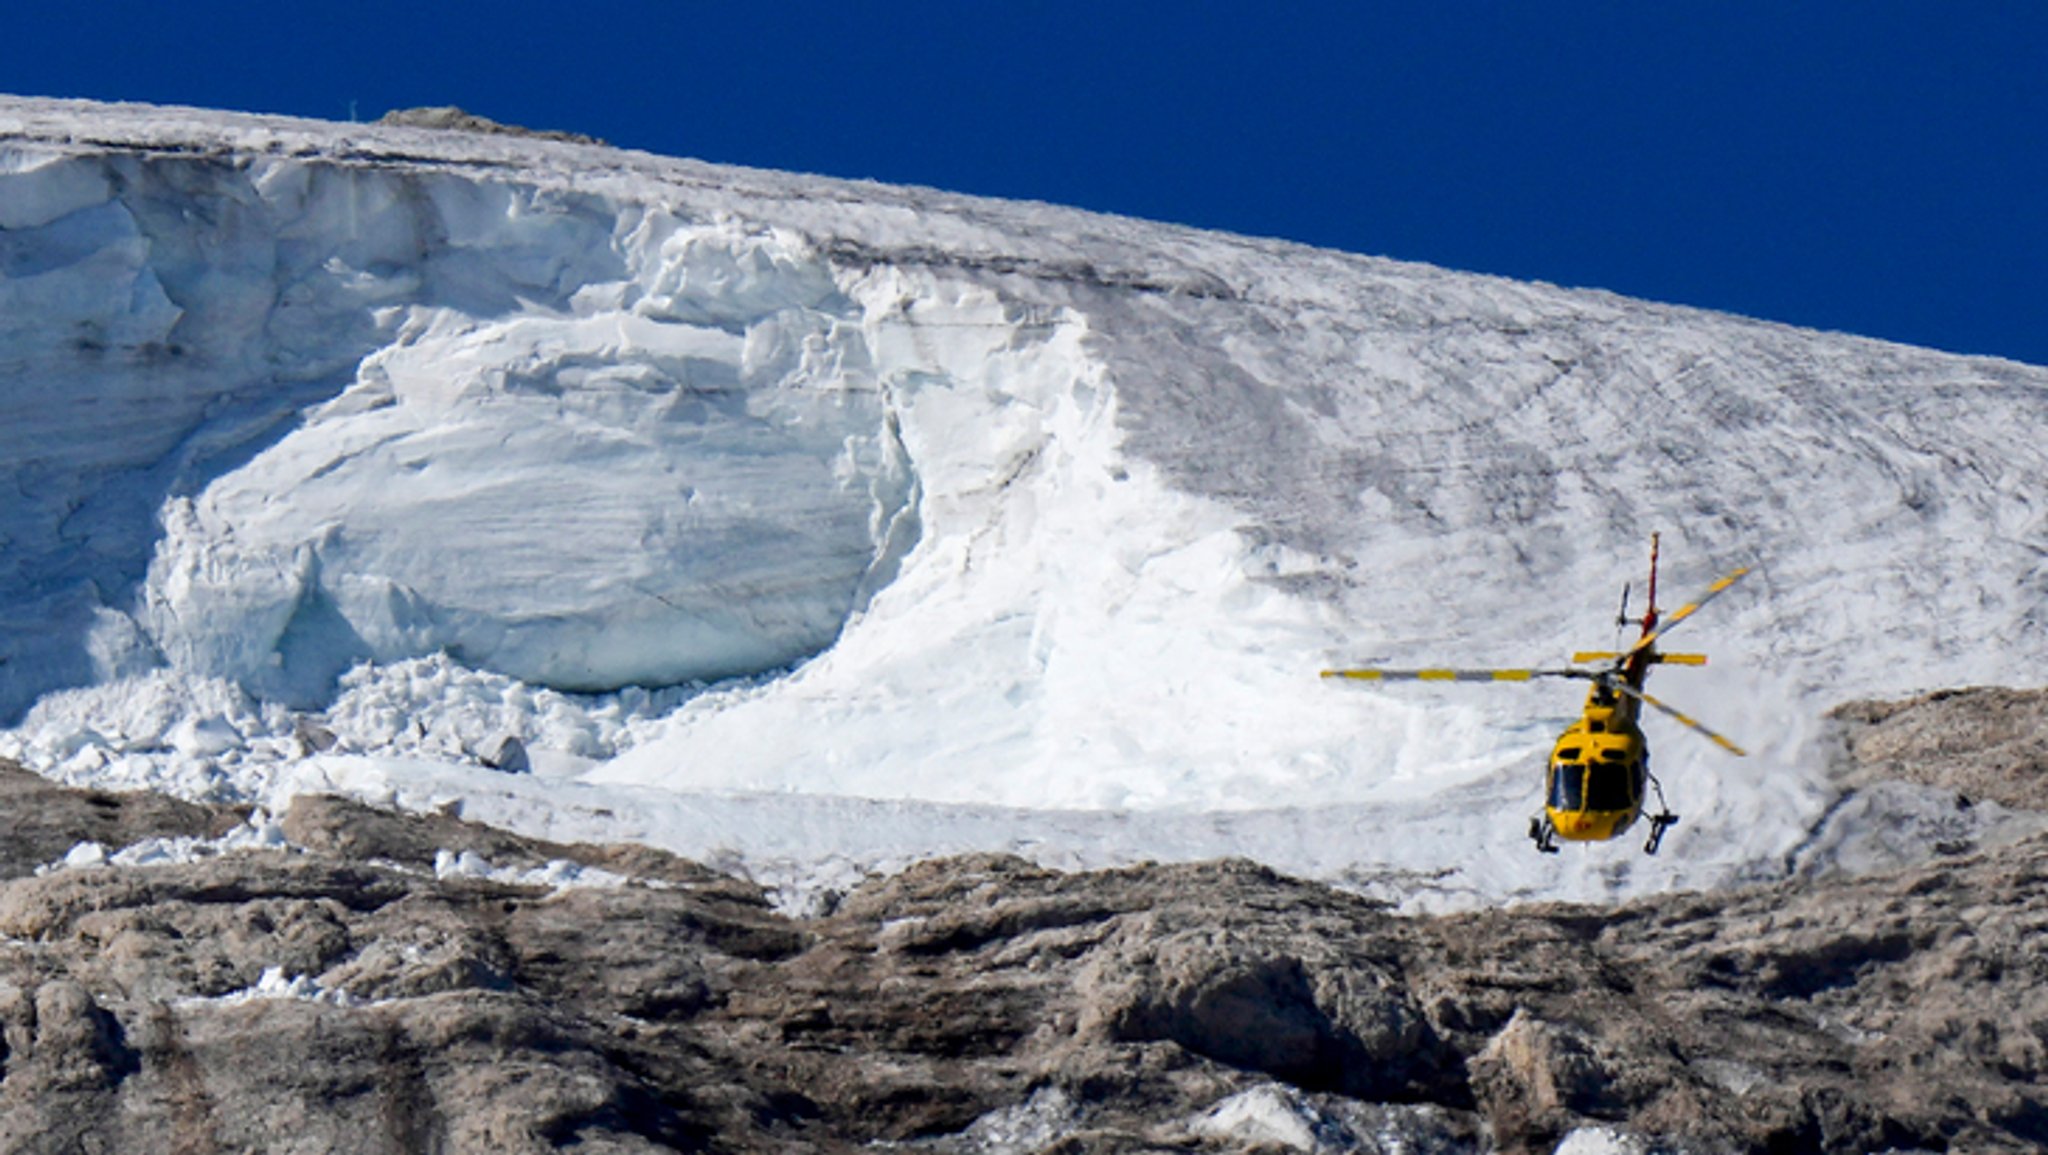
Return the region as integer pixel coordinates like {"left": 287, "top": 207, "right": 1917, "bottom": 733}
{"left": 3, "top": 95, "right": 2045, "bottom": 911}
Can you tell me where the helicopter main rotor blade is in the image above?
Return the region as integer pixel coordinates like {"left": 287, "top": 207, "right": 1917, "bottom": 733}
{"left": 1320, "top": 667, "right": 1589, "bottom": 683}
{"left": 1610, "top": 682, "right": 1748, "bottom": 756}
{"left": 1627, "top": 566, "right": 1751, "bottom": 657}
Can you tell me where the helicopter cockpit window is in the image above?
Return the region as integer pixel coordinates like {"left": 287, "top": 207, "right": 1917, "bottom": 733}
{"left": 1585, "top": 763, "right": 1635, "bottom": 811}
{"left": 1556, "top": 747, "right": 1582, "bottom": 761}
{"left": 1548, "top": 763, "right": 1585, "bottom": 810}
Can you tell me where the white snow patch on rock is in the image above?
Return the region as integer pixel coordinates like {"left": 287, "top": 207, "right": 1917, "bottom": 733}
{"left": 1191, "top": 1084, "right": 1336, "bottom": 1151}
{"left": 37, "top": 810, "right": 293, "bottom": 876}
{"left": 1552, "top": 1125, "right": 1652, "bottom": 1155}
{"left": 192, "top": 965, "right": 366, "bottom": 1009}
{"left": 431, "top": 847, "right": 636, "bottom": 892}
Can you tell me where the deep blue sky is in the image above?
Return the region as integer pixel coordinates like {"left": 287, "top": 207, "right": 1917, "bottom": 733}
{"left": 10, "top": 3, "right": 2047, "bottom": 365}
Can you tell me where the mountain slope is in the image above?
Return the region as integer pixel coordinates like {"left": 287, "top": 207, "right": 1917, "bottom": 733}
{"left": 2, "top": 96, "right": 2045, "bottom": 908}
{"left": 2, "top": 758, "right": 2043, "bottom": 1154}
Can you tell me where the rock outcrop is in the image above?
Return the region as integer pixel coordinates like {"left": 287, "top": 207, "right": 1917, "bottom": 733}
{"left": 1830, "top": 685, "right": 2048, "bottom": 811}
{"left": 1, "top": 707, "right": 2045, "bottom": 1153}
{"left": 374, "top": 105, "right": 607, "bottom": 145}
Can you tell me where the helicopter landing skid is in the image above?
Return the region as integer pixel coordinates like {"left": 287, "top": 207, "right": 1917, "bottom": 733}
{"left": 1528, "top": 815, "right": 1560, "bottom": 854}
{"left": 1643, "top": 811, "right": 1679, "bottom": 854}
{"left": 1643, "top": 773, "right": 1679, "bottom": 855}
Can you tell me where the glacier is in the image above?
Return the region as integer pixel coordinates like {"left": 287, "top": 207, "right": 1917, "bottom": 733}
{"left": 0, "top": 125, "right": 914, "bottom": 709}
{"left": 3, "top": 95, "right": 2046, "bottom": 910}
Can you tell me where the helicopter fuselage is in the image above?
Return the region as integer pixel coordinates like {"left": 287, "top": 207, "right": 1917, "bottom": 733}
{"left": 1543, "top": 682, "right": 1650, "bottom": 842}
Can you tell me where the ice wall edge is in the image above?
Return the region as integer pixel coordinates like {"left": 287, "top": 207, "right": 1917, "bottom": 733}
{"left": 0, "top": 145, "right": 922, "bottom": 716}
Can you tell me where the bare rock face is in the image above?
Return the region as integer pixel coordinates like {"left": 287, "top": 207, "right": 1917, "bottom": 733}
{"left": 277, "top": 792, "right": 736, "bottom": 889}
{"left": 0, "top": 763, "right": 236, "bottom": 879}
{"left": 1, "top": 746, "right": 2047, "bottom": 1152}
{"left": 374, "top": 105, "right": 606, "bottom": 146}
{"left": 1069, "top": 885, "right": 1459, "bottom": 1104}
{"left": 1830, "top": 685, "right": 2048, "bottom": 810}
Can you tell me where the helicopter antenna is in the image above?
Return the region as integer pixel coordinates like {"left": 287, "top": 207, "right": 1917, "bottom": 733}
{"left": 1643, "top": 532, "right": 1662, "bottom": 635}
{"left": 1612, "top": 582, "right": 1631, "bottom": 650}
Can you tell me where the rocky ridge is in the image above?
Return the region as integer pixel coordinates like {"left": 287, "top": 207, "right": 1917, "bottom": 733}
{"left": 374, "top": 105, "right": 608, "bottom": 146}
{"left": 0, "top": 688, "right": 2042, "bottom": 1153}
{"left": 1830, "top": 685, "right": 2048, "bottom": 812}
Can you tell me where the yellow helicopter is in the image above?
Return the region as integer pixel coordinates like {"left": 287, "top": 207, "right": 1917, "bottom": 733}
{"left": 1322, "top": 535, "right": 1750, "bottom": 855}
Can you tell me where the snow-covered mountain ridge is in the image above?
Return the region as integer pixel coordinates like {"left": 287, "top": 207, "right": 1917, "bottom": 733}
{"left": 4, "top": 95, "right": 2045, "bottom": 908}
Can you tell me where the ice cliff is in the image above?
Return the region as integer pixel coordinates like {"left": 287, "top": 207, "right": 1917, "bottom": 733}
{"left": 0, "top": 123, "right": 918, "bottom": 713}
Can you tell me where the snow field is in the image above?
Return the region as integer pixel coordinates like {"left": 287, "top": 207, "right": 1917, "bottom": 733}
{"left": 3, "top": 97, "right": 2047, "bottom": 912}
